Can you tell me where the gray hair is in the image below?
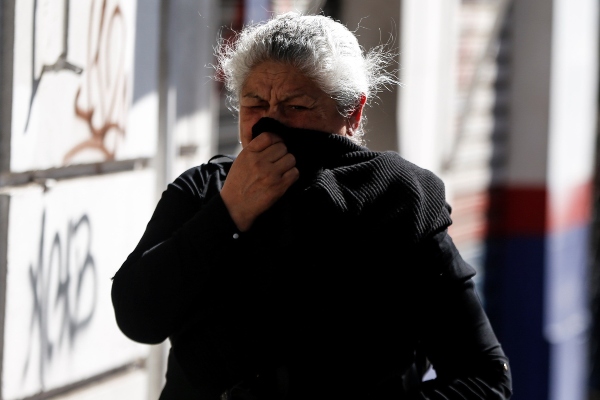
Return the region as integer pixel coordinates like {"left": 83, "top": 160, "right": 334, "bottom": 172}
{"left": 214, "top": 12, "right": 399, "bottom": 145}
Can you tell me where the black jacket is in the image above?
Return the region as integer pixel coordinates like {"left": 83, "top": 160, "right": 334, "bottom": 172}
{"left": 111, "top": 118, "right": 512, "bottom": 399}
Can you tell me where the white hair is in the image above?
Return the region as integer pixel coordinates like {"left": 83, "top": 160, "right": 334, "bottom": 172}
{"left": 214, "top": 11, "right": 399, "bottom": 145}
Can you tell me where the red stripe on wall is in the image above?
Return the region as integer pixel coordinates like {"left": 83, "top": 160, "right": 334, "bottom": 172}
{"left": 488, "top": 186, "right": 548, "bottom": 236}
{"left": 487, "top": 181, "right": 593, "bottom": 236}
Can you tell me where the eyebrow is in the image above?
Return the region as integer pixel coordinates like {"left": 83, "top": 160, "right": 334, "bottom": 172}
{"left": 241, "top": 93, "right": 263, "bottom": 100}
{"left": 241, "top": 92, "right": 317, "bottom": 102}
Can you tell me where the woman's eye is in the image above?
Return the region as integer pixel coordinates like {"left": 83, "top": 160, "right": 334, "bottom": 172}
{"left": 290, "top": 105, "right": 308, "bottom": 110}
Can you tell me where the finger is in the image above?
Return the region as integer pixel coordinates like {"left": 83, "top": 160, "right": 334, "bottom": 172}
{"left": 262, "top": 141, "right": 290, "bottom": 163}
{"left": 273, "top": 152, "right": 296, "bottom": 173}
{"left": 281, "top": 166, "right": 300, "bottom": 186}
{"left": 248, "top": 131, "right": 283, "bottom": 151}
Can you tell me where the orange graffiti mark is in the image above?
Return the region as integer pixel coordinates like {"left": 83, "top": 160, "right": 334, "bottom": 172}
{"left": 64, "top": 0, "right": 128, "bottom": 164}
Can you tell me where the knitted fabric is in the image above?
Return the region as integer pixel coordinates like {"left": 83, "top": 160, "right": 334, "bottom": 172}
{"left": 251, "top": 117, "right": 452, "bottom": 243}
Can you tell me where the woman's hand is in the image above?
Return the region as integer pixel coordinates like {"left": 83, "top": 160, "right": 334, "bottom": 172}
{"left": 220, "top": 132, "right": 299, "bottom": 231}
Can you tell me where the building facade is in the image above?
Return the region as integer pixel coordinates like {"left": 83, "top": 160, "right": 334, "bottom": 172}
{"left": 1, "top": 0, "right": 598, "bottom": 399}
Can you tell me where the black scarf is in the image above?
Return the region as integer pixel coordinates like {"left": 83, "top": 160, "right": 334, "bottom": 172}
{"left": 251, "top": 117, "right": 452, "bottom": 242}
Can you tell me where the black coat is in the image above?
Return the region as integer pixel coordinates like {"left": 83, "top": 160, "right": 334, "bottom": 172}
{"left": 111, "top": 118, "right": 512, "bottom": 399}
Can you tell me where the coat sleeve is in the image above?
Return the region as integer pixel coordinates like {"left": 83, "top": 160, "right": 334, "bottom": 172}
{"left": 111, "top": 163, "right": 241, "bottom": 345}
{"left": 409, "top": 230, "right": 513, "bottom": 399}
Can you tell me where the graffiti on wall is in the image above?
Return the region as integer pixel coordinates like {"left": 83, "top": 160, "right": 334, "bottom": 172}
{"left": 65, "top": 0, "right": 128, "bottom": 163}
{"left": 21, "top": 0, "right": 129, "bottom": 166}
{"left": 22, "top": 210, "right": 97, "bottom": 387}
{"left": 2, "top": 171, "right": 157, "bottom": 399}
{"left": 24, "top": 0, "right": 83, "bottom": 133}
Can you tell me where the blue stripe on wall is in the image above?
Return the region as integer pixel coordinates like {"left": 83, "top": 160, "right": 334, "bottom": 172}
{"left": 546, "top": 226, "right": 590, "bottom": 400}
{"left": 484, "top": 224, "right": 591, "bottom": 400}
{"left": 484, "top": 235, "right": 549, "bottom": 400}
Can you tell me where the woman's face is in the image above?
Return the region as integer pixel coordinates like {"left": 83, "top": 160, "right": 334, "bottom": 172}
{"left": 238, "top": 61, "right": 358, "bottom": 147}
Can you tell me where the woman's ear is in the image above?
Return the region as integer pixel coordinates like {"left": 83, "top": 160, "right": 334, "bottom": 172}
{"left": 347, "top": 94, "right": 366, "bottom": 134}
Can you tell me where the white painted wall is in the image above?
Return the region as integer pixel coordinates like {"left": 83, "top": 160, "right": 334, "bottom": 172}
{"left": 546, "top": 2, "right": 598, "bottom": 400}
{"left": 50, "top": 369, "right": 147, "bottom": 400}
{"left": 10, "top": 0, "right": 158, "bottom": 172}
{"left": 399, "top": 0, "right": 460, "bottom": 177}
{"left": 2, "top": 3, "right": 166, "bottom": 398}
{"left": 1, "top": 170, "right": 155, "bottom": 400}
{"left": 548, "top": 0, "right": 599, "bottom": 214}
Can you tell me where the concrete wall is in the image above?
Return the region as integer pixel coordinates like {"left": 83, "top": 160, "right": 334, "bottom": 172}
{"left": 1, "top": 172, "right": 154, "bottom": 399}
{"left": 484, "top": 1, "right": 599, "bottom": 399}
{"left": 1, "top": 1, "right": 161, "bottom": 398}
{"left": 2, "top": 1, "right": 598, "bottom": 399}
{"left": 399, "top": 0, "right": 460, "bottom": 173}
{"left": 9, "top": 0, "right": 157, "bottom": 172}
{"left": 0, "top": 0, "right": 221, "bottom": 398}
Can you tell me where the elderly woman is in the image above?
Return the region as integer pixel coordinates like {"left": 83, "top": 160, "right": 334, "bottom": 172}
{"left": 111, "top": 12, "right": 512, "bottom": 400}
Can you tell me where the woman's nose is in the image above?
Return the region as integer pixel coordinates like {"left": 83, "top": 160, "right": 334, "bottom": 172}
{"left": 264, "top": 105, "right": 286, "bottom": 123}
{"left": 265, "top": 104, "right": 280, "bottom": 118}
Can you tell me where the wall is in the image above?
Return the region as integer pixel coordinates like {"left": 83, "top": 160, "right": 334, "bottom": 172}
{"left": 1, "top": 172, "right": 154, "bottom": 399}
{"left": 444, "top": 0, "right": 512, "bottom": 291}
{"left": 0, "top": 0, "right": 163, "bottom": 398}
{"left": 483, "top": 1, "right": 599, "bottom": 399}
{"left": 0, "top": 0, "right": 217, "bottom": 398}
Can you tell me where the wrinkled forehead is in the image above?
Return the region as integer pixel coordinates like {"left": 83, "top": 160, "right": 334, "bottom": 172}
{"left": 241, "top": 61, "right": 325, "bottom": 99}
